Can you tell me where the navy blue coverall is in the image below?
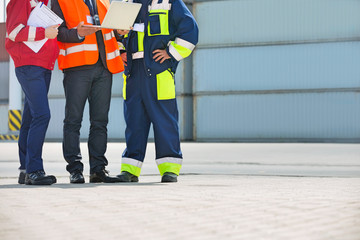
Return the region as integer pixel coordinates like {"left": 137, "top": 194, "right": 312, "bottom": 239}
{"left": 120, "top": 0, "right": 198, "bottom": 176}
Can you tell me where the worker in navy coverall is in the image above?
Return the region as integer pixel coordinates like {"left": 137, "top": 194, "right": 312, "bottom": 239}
{"left": 117, "top": 0, "right": 198, "bottom": 182}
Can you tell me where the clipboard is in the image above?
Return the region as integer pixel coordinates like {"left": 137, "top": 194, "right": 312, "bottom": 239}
{"left": 24, "top": 2, "right": 63, "bottom": 53}
{"left": 85, "top": 1, "right": 141, "bottom": 30}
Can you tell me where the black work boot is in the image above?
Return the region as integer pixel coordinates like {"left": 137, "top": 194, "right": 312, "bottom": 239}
{"left": 161, "top": 172, "right": 178, "bottom": 183}
{"left": 70, "top": 170, "right": 85, "bottom": 184}
{"left": 116, "top": 171, "right": 139, "bottom": 182}
{"left": 18, "top": 170, "right": 26, "bottom": 184}
{"left": 89, "top": 169, "right": 121, "bottom": 183}
{"left": 25, "top": 170, "right": 57, "bottom": 185}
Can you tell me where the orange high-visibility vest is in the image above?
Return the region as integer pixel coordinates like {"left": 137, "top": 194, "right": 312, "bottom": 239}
{"left": 57, "top": 0, "right": 124, "bottom": 74}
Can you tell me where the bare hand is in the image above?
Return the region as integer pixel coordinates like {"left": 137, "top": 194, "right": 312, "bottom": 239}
{"left": 77, "top": 21, "right": 100, "bottom": 37}
{"left": 117, "top": 29, "right": 130, "bottom": 35}
{"left": 45, "top": 25, "right": 59, "bottom": 39}
{"left": 152, "top": 49, "right": 171, "bottom": 64}
{"left": 121, "top": 52, "right": 127, "bottom": 66}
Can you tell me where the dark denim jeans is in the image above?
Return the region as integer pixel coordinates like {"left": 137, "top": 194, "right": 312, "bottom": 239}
{"left": 15, "top": 65, "right": 51, "bottom": 173}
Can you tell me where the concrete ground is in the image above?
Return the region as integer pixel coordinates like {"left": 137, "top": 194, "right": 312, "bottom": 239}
{"left": 0, "top": 142, "right": 360, "bottom": 240}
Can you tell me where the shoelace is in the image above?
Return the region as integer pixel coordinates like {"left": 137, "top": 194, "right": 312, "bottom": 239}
{"left": 29, "top": 170, "right": 46, "bottom": 178}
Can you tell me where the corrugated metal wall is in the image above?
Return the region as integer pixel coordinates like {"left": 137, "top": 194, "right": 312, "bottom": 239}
{"left": 0, "top": 23, "right": 9, "bottom": 62}
{"left": 2, "top": 0, "right": 360, "bottom": 142}
{"left": 0, "top": 23, "right": 9, "bottom": 102}
{"left": 0, "top": 62, "right": 9, "bottom": 101}
{"left": 0, "top": 22, "right": 9, "bottom": 135}
{"left": 192, "top": 0, "right": 360, "bottom": 142}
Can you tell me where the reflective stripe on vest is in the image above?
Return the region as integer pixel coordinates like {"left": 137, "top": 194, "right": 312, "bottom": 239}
{"left": 104, "top": 31, "right": 115, "bottom": 41}
{"left": 107, "top": 50, "right": 120, "bottom": 60}
{"left": 59, "top": 44, "right": 98, "bottom": 56}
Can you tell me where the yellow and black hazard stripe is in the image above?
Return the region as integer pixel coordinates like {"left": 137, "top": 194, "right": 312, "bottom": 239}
{"left": 0, "top": 134, "right": 19, "bottom": 141}
{"left": 8, "top": 110, "right": 22, "bottom": 131}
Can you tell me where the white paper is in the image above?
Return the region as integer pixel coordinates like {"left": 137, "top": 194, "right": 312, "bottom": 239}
{"left": 133, "top": 23, "right": 144, "bottom": 32}
{"left": 23, "top": 2, "right": 63, "bottom": 53}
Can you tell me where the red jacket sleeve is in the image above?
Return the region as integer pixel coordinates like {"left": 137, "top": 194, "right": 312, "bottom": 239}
{"left": 6, "top": 0, "right": 46, "bottom": 42}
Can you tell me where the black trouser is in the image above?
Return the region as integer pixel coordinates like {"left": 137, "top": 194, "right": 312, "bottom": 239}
{"left": 62, "top": 61, "right": 112, "bottom": 174}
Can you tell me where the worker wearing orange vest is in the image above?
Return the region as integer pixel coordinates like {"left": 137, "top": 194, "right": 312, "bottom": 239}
{"left": 52, "top": 0, "right": 127, "bottom": 184}
{"left": 55, "top": 0, "right": 123, "bottom": 73}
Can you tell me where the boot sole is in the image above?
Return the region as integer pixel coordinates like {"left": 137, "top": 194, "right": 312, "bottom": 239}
{"left": 50, "top": 176, "right": 57, "bottom": 184}
{"left": 25, "top": 178, "right": 55, "bottom": 185}
{"left": 130, "top": 177, "right": 139, "bottom": 182}
{"left": 18, "top": 172, "right": 26, "bottom": 184}
{"left": 161, "top": 176, "right": 178, "bottom": 183}
{"left": 18, "top": 178, "right": 25, "bottom": 184}
{"left": 90, "top": 177, "right": 122, "bottom": 183}
{"left": 116, "top": 176, "right": 139, "bottom": 182}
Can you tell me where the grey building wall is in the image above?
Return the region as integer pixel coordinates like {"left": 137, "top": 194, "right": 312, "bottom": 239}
{"left": 0, "top": 62, "right": 9, "bottom": 134}
{"left": 0, "top": 62, "right": 9, "bottom": 101}
{"left": 192, "top": 0, "right": 360, "bottom": 142}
